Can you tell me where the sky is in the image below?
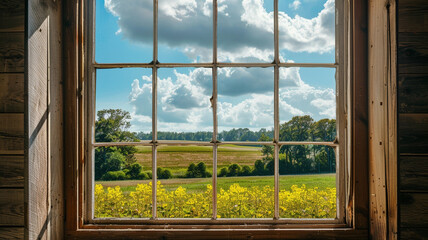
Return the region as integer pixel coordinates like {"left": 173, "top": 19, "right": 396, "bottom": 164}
{"left": 95, "top": 0, "right": 337, "bottom": 133}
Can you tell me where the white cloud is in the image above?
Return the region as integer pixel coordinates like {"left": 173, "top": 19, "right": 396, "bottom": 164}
{"left": 289, "top": 0, "right": 301, "bottom": 10}
{"left": 104, "top": 0, "right": 335, "bottom": 62}
{"left": 129, "top": 67, "right": 336, "bottom": 132}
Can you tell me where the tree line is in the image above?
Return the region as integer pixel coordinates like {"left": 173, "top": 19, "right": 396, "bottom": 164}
{"left": 94, "top": 109, "right": 336, "bottom": 181}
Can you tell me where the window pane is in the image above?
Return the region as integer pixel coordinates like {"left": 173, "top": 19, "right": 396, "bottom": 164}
{"left": 95, "top": 0, "right": 153, "bottom": 63}
{"left": 217, "top": 68, "right": 274, "bottom": 141}
{"left": 158, "top": 0, "right": 213, "bottom": 63}
{"left": 278, "top": 0, "right": 335, "bottom": 63}
{"left": 94, "top": 146, "right": 153, "bottom": 218}
{"left": 157, "top": 68, "right": 213, "bottom": 140}
{"left": 156, "top": 145, "right": 213, "bottom": 218}
{"left": 279, "top": 145, "right": 336, "bottom": 218}
{"left": 279, "top": 68, "right": 336, "bottom": 141}
{"left": 217, "top": 0, "right": 274, "bottom": 63}
{"left": 217, "top": 145, "right": 274, "bottom": 218}
{"left": 95, "top": 68, "right": 153, "bottom": 142}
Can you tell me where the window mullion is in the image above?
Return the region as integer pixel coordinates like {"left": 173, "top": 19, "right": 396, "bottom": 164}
{"left": 152, "top": 0, "right": 158, "bottom": 220}
{"left": 212, "top": 0, "right": 218, "bottom": 220}
{"left": 274, "top": 0, "right": 280, "bottom": 220}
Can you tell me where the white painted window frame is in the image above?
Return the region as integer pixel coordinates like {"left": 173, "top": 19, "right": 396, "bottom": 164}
{"left": 84, "top": 0, "right": 350, "bottom": 225}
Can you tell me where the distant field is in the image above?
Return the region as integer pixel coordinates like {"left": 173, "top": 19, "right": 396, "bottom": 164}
{"left": 97, "top": 173, "right": 336, "bottom": 193}
{"left": 134, "top": 145, "right": 263, "bottom": 176}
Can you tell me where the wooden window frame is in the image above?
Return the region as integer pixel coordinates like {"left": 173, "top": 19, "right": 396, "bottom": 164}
{"left": 64, "top": 0, "right": 369, "bottom": 239}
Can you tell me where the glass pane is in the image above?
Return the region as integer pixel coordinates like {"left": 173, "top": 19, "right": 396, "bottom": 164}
{"left": 95, "top": 68, "right": 153, "bottom": 142}
{"left": 158, "top": 0, "right": 213, "bottom": 63}
{"left": 279, "top": 68, "right": 336, "bottom": 141}
{"left": 95, "top": 0, "right": 153, "bottom": 63}
{"left": 157, "top": 68, "right": 213, "bottom": 140}
{"left": 217, "top": 0, "right": 274, "bottom": 63}
{"left": 94, "top": 146, "right": 153, "bottom": 218}
{"left": 279, "top": 145, "right": 336, "bottom": 218}
{"left": 217, "top": 67, "right": 274, "bottom": 141}
{"left": 156, "top": 145, "right": 213, "bottom": 218}
{"left": 217, "top": 145, "right": 274, "bottom": 218}
{"left": 278, "top": 0, "right": 335, "bottom": 63}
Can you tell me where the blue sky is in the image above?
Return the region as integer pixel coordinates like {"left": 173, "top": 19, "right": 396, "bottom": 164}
{"left": 95, "top": 0, "right": 336, "bottom": 133}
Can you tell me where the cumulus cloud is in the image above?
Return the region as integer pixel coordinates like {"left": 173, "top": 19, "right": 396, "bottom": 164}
{"left": 104, "top": 0, "right": 335, "bottom": 62}
{"left": 129, "top": 68, "right": 336, "bottom": 132}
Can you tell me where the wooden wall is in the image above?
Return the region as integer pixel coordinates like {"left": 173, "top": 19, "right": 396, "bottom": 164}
{"left": 0, "top": 0, "right": 25, "bottom": 239}
{"left": 0, "top": 0, "right": 63, "bottom": 239}
{"left": 398, "top": 0, "right": 428, "bottom": 239}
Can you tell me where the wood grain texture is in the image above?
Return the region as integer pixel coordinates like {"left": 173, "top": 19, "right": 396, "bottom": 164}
{"left": 368, "top": 0, "right": 398, "bottom": 239}
{"left": 398, "top": 33, "right": 428, "bottom": 74}
{"left": 0, "top": 74, "right": 24, "bottom": 113}
{"left": 27, "top": 6, "right": 49, "bottom": 238}
{"left": 352, "top": 0, "right": 369, "bottom": 230}
{"left": 398, "top": 74, "right": 428, "bottom": 113}
{"left": 399, "top": 114, "right": 428, "bottom": 154}
{"left": 0, "top": 155, "right": 24, "bottom": 187}
{"left": 0, "top": 113, "right": 24, "bottom": 154}
{"left": 0, "top": 227, "right": 24, "bottom": 239}
{"left": 0, "top": 0, "right": 25, "bottom": 32}
{"left": 400, "top": 193, "right": 428, "bottom": 228}
{"left": 398, "top": 0, "right": 428, "bottom": 33}
{"left": 0, "top": 33, "right": 24, "bottom": 73}
{"left": 65, "top": 229, "right": 369, "bottom": 240}
{"left": 400, "top": 156, "right": 428, "bottom": 191}
{"left": 0, "top": 189, "right": 24, "bottom": 226}
{"left": 400, "top": 228, "right": 428, "bottom": 240}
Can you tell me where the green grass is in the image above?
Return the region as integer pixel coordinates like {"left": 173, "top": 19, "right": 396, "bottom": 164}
{"left": 97, "top": 174, "right": 336, "bottom": 194}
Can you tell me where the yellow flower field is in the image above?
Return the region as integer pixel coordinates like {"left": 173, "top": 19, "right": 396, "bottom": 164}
{"left": 95, "top": 182, "right": 336, "bottom": 218}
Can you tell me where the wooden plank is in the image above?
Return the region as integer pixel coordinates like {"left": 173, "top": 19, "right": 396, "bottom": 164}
{"left": 352, "top": 0, "right": 369, "bottom": 230}
{"left": 399, "top": 114, "right": 428, "bottom": 155}
{"left": 398, "top": 33, "right": 428, "bottom": 74}
{"left": 0, "top": 74, "right": 24, "bottom": 113}
{"left": 0, "top": 227, "right": 24, "bottom": 239}
{"left": 64, "top": 0, "right": 80, "bottom": 234}
{"left": 398, "top": 74, "right": 428, "bottom": 113}
{"left": 0, "top": 32, "right": 24, "bottom": 73}
{"left": 65, "top": 229, "right": 368, "bottom": 240}
{"left": 400, "top": 228, "right": 428, "bottom": 240}
{"left": 0, "top": 189, "right": 24, "bottom": 226}
{"left": 398, "top": 0, "right": 428, "bottom": 33}
{"left": 368, "top": 0, "right": 398, "bottom": 239}
{"left": 0, "top": 0, "right": 25, "bottom": 32}
{"left": 400, "top": 193, "right": 428, "bottom": 228}
{"left": 0, "top": 113, "right": 24, "bottom": 154}
{"left": 27, "top": 3, "right": 49, "bottom": 238}
{"left": 0, "top": 155, "right": 24, "bottom": 187}
{"left": 400, "top": 156, "right": 428, "bottom": 191}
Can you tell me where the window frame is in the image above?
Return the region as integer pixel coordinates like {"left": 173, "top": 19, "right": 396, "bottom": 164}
{"left": 64, "top": 0, "right": 369, "bottom": 238}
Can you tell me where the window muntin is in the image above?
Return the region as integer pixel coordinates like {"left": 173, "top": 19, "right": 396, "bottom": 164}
{"left": 86, "top": 0, "right": 348, "bottom": 224}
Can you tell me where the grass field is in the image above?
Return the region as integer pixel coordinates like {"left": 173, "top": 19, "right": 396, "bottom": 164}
{"left": 134, "top": 145, "right": 264, "bottom": 176}
{"left": 97, "top": 173, "right": 336, "bottom": 193}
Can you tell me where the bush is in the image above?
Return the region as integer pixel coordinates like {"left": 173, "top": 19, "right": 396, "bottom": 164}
{"left": 127, "top": 163, "right": 143, "bottom": 179}
{"left": 137, "top": 172, "right": 149, "bottom": 180}
{"left": 185, "top": 162, "right": 211, "bottom": 178}
{"left": 253, "top": 159, "right": 266, "bottom": 175}
{"left": 157, "top": 167, "right": 172, "bottom": 179}
{"left": 227, "top": 163, "right": 241, "bottom": 176}
{"left": 218, "top": 167, "right": 228, "bottom": 177}
{"left": 101, "top": 170, "right": 128, "bottom": 181}
{"left": 239, "top": 165, "right": 252, "bottom": 176}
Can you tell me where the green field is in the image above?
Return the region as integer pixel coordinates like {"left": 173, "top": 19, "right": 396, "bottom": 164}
{"left": 134, "top": 144, "right": 263, "bottom": 177}
{"left": 96, "top": 144, "right": 335, "bottom": 192}
{"left": 97, "top": 173, "right": 336, "bottom": 193}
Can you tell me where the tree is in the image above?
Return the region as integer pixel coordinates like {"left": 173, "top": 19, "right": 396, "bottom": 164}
{"left": 127, "top": 163, "right": 143, "bottom": 179}
{"left": 94, "top": 109, "right": 139, "bottom": 180}
{"left": 259, "top": 133, "right": 273, "bottom": 161}
{"left": 227, "top": 164, "right": 241, "bottom": 176}
{"left": 253, "top": 160, "right": 266, "bottom": 175}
